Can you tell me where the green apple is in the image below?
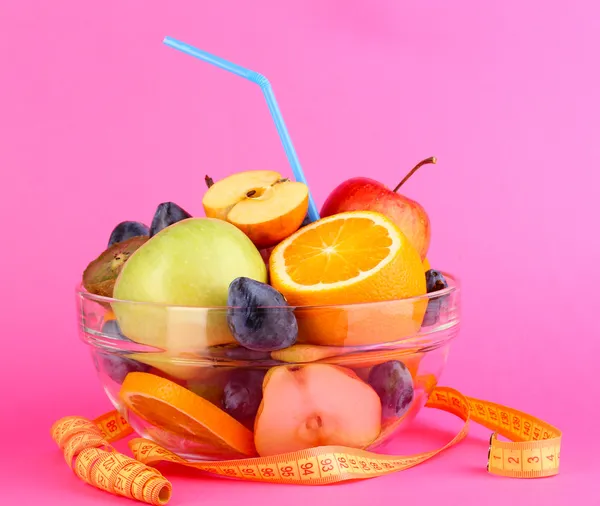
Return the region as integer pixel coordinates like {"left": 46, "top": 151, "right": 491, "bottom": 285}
{"left": 111, "top": 217, "right": 267, "bottom": 378}
{"left": 114, "top": 217, "right": 267, "bottom": 307}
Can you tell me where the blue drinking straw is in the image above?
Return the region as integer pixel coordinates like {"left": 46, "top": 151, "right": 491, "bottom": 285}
{"left": 163, "top": 36, "right": 321, "bottom": 223}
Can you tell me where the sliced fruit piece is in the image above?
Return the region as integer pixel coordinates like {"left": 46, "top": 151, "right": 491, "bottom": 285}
{"left": 120, "top": 372, "right": 257, "bottom": 458}
{"left": 272, "top": 345, "right": 423, "bottom": 381}
{"left": 207, "top": 344, "right": 272, "bottom": 361}
{"left": 271, "top": 344, "right": 345, "bottom": 363}
{"left": 202, "top": 170, "right": 309, "bottom": 248}
{"left": 203, "top": 171, "right": 281, "bottom": 220}
{"left": 145, "top": 425, "right": 229, "bottom": 458}
{"left": 269, "top": 210, "right": 425, "bottom": 305}
{"left": 320, "top": 348, "right": 423, "bottom": 372}
{"left": 82, "top": 236, "right": 148, "bottom": 298}
{"left": 269, "top": 211, "right": 427, "bottom": 346}
{"left": 253, "top": 364, "right": 381, "bottom": 457}
{"left": 423, "top": 257, "right": 431, "bottom": 271}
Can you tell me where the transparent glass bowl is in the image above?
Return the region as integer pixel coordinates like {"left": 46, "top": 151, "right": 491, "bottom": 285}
{"left": 77, "top": 272, "right": 460, "bottom": 462}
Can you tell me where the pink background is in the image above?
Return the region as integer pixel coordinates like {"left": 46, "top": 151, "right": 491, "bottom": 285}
{"left": 1, "top": 0, "right": 598, "bottom": 504}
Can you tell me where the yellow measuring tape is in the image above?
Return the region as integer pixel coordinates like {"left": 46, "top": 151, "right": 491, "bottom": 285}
{"left": 51, "top": 386, "right": 561, "bottom": 505}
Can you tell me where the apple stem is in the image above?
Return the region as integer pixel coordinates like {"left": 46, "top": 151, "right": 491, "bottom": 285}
{"left": 205, "top": 175, "right": 214, "bottom": 188}
{"left": 393, "top": 157, "right": 437, "bottom": 192}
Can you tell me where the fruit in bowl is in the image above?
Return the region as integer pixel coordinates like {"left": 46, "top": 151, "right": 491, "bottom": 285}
{"left": 253, "top": 363, "right": 383, "bottom": 457}
{"left": 112, "top": 217, "right": 267, "bottom": 347}
{"left": 78, "top": 160, "right": 460, "bottom": 462}
{"left": 320, "top": 157, "right": 437, "bottom": 260}
{"left": 268, "top": 210, "right": 428, "bottom": 346}
{"left": 202, "top": 170, "right": 309, "bottom": 248}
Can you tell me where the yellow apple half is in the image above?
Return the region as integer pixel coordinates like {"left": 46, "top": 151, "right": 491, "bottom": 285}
{"left": 202, "top": 170, "right": 309, "bottom": 248}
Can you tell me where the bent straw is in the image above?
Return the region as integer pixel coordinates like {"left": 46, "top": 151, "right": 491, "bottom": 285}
{"left": 163, "top": 36, "right": 320, "bottom": 223}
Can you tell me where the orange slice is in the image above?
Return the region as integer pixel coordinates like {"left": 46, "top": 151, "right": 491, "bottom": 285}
{"left": 120, "top": 372, "right": 256, "bottom": 459}
{"left": 269, "top": 211, "right": 427, "bottom": 346}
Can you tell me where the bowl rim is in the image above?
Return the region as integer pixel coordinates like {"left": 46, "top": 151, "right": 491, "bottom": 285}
{"left": 76, "top": 270, "right": 460, "bottom": 311}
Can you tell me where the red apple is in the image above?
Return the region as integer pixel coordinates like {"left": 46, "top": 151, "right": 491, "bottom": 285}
{"left": 320, "top": 157, "right": 435, "bottom": 260}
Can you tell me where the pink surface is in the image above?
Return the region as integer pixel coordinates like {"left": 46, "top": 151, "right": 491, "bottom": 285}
{"left": 1, "top": 0, "right": 599, "bottom": 504}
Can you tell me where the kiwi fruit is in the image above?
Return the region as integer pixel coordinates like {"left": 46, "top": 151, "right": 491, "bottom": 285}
{"left": 82, "top": 236, "right": 148, "bottom": 298}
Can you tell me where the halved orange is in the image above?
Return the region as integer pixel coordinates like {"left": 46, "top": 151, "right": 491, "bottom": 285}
{"left": 269, "top": 210, "right": 426, "bottom": 306}
{"left": 120, "top": 372, "right": 256, "bottom": 459}
{"left": 269, "top": 211, "right": 428, "bottom": 346}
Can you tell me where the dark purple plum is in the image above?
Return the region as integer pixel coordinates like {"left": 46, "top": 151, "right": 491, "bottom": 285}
{"left": 226, "top": 277, "right": 298, "bottom": 352}
{"left": 149, "top": 202, "right": 192, "bottom": 237}
{"left": 426, "top": 269, "right": 448, "bottom": 293}
{"left": 422, "top": 269, "right": 449, "bottom": 327}
{"left": 368, "top": 360, "right": 414, "bottom": 419}
{"left": 108, "top": 221, "right": 149, "bottom": 247}
{"left": 96, "top": 352, "right": 150, "bottom": 384}
{"left": 221, "top": 369, "right": 266, "bottom": 422}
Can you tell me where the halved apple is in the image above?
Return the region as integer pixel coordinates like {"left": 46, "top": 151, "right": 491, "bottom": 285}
{"left": 254, "top": 364, "right": 381, "bottom": 456}
{"left": 202, "top": 170, "right": 309, "bottom": 248}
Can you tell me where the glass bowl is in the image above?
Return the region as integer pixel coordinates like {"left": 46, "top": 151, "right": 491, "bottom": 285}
{"left": 76, "top": 272, "right": 460, "bottom": 462}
